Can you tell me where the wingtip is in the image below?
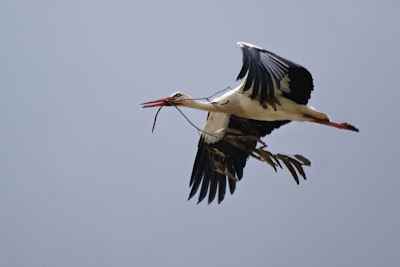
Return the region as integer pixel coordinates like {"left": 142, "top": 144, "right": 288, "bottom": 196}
{"left": 237, "top": 42, "right": 262, "bottom": 50}
{"left": 237, "top": 42, "right": 251, "bottom": 48}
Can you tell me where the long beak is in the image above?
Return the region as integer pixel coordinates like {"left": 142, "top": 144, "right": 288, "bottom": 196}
{"left": 141, "top": 97, "right": 174, "bottom": 108}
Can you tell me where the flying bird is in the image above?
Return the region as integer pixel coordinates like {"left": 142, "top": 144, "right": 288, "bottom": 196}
{"left": 141, "top": 42, "right": 358, "bottom": 204}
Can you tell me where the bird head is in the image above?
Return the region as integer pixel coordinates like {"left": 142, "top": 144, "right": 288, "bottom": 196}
{"left": 141, "top": 92, "right": 190, "bottom": 108}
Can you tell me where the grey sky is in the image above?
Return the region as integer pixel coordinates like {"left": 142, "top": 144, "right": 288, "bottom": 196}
{"left": 1, "top": 0, "right": 399, "bottom": 266}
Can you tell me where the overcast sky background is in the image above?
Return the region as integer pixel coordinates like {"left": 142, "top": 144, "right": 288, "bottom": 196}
{"left": 1, "top": 0, "right": 399, "bottom": 266}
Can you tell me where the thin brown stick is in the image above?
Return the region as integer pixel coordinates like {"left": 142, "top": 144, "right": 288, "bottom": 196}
{"left": 152, "top": 106, "right": 163, "bottom": 133}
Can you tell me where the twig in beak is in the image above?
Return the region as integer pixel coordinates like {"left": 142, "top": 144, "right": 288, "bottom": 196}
{"left": 152, "top": 106, "right": 163, "bottom": 133}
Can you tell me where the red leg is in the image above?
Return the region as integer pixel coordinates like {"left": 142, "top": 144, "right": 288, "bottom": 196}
{"left": 303, "top": 114, "right": 359, "bottom": 132}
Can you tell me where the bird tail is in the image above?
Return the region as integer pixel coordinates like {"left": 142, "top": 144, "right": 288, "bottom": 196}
{"left": 301, "top": 106, "right": 331, "bottom": 122}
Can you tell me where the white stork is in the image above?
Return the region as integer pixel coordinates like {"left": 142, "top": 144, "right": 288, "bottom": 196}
{"left": 141, "top": 42, "right": 358, "bottom": 204}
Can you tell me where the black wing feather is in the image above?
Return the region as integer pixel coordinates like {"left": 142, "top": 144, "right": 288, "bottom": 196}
{"left": 237, "top": 53, "right": 249, "bottom": 80}
{"left": 259, "top": 63, "right": 268, "bottom": 104}
{"left": 189, "top": 116, "right": 290, "bottom": 204}
{"left": 244, "top": 60, "right": 255, "bottom": 92}
{"left": 188, "top": 144, "right": 208, "bottom": 200}
{"left": 208, "top": 173, "right": 218, "bottom": 204}
{"left": 283, "top": 66, "right": 313, "bottom": 105}
{"left": 217, "top": 172, "right": 226, "bottom": 203}
{"left": 237, "top": 42, "right": 313, "bottom": 105}
{"left": 251, "top": 62, "right": 261, "bottom": 99}
{"left": 198, "top": 166, "right": 212, "bottom": 203}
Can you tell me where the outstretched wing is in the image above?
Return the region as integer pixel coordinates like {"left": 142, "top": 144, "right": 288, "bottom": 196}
{"left": 237, "top": 42, "right": 313, "bottom": 105}
{"left": 189, "top": 112, "right": 290, "bottom": 204}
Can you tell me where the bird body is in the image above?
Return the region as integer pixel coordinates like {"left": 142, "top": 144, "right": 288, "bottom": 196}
{"left": 141, "top": 42, "right": 358, "bottom": 204}
{"left": 184, "top": 88, "right": 330, "bottom": 122}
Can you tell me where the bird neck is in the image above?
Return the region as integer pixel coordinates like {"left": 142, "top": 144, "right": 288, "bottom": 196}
{"left": 183, "top": 99, "right": 220, "bottom": 112}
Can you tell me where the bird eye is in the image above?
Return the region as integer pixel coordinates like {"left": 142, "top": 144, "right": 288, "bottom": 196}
{"left": 174, "top": 93, "right": 182, "bottom": 97}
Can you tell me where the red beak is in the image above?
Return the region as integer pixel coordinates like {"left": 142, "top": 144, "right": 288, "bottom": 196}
{"left": 140, "top": 97, "right": 174, "bottom": 108}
